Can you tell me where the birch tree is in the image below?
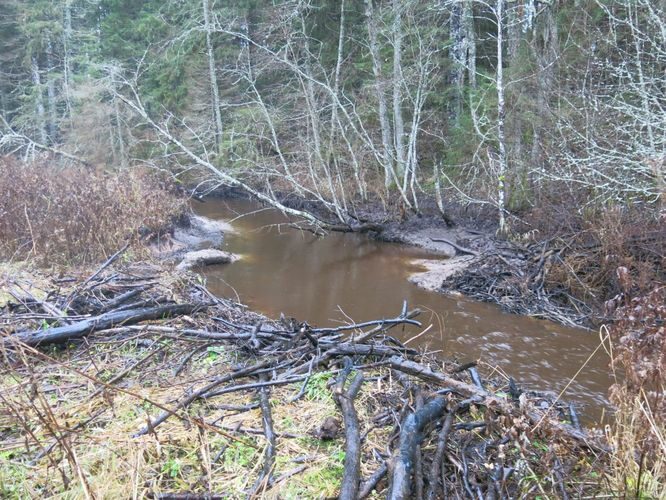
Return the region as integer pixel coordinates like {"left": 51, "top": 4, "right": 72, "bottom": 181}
{"left": 202, "top": 0, "right": 224, "bottom": 155}
{"left": 547, "top": 0, "right": 665, "bottom": 206}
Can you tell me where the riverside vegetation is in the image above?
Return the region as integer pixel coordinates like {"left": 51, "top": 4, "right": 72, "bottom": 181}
{"left": 0, "top": 161, "right": 663, "bottom": 498}
{"left": 1, "top": 0, "right": 665, "bottom": 497}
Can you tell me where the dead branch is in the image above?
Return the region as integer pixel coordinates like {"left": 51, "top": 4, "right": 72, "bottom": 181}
{"left": 7, "top": 303, "right": 205, "bottom": 347}
{"left": 332, "top": 357, "right": 364, "bottom": 500}
{"left": 387, "top": 396, "right": 448, "bottom": 500}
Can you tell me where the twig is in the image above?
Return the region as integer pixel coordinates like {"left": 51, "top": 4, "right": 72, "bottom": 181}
{"left": 134, "top": 360, "right": 270, "bottom": 437}
{"left": 359, "top": 462, "right": 389, "bottom": 499}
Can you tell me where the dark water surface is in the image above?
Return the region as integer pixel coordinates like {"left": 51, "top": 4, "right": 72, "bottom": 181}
{"left": 195, "top": 198, "right": 612, "bottom": 421}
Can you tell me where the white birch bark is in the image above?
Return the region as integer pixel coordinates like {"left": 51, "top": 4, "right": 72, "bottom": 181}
{"left": 31, "top": 56, "right": 47, "bottom": 144}
{"left": 496, "top": 0, "right": 508, "bottom": 233}
{"left": 392, "top": 0, "right": 406, "bottom": 180}
{"left": 62, "top": 0, "right": 73, "bottom": 117}
{"left": 365, "top": 0, "right": 396, "bottom": 188}
{"left": 203, "top": 0, "right": 223, "bottom": 155}
{"left": 46, "top": 35, "right": 58, "bottom": 142}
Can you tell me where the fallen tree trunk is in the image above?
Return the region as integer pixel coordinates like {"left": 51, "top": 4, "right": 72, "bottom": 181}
{"left": 7, "top": 303, "right": 205, "bottom": 347}
{"left": 333, "top": 357, "right": 364, "bottom": 500}
{"left": 387, "top": 396, "right": 448, "bottom": 500}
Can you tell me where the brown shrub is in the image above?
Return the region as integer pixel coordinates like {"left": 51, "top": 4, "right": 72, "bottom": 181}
{"left": 604, "top": 283, "right": 666, "bottom": 496}
{"left": 0, "top": 157, "right": 185, "bottom": 266}
{"left": 522, "top": 195, "right": 665, "bottom": 315}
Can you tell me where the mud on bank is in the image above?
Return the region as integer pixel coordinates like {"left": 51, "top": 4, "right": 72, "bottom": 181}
{"left": 204, "top": 188, "right": 632, "bottom": 329}
{"left": 1, "top": 254, "right": 608, "bottom": 498}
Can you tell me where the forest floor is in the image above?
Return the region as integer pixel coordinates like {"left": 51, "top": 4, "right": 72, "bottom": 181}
{"left": 0, "top": 246, "right": 610, "bottom": 499}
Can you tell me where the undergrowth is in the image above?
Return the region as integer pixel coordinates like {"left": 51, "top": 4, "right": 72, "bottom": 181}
{"left": 521, "top": 193, "right": 665, "bottom": 321}
{"left": 604, "top": 284, "right": 666, "bottom": 497}
{"left": 0, "top": 157, "right": 185, "bottom": 266}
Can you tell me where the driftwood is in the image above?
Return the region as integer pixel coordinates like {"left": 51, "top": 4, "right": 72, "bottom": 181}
{"left": 332, "top": 357, "right": 364, "bottom": 500}
{"left": 7, "top": 303, "right": 204, "bottom": 347}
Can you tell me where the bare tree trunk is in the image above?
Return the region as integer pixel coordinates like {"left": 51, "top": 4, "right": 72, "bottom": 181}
{"left": 203, "top": 0, "right": 223, "bottom": 155}
{"left": 496, "top": 0, "right": 508, "bottom": 233}
{"left": 392, "top": 0, "right": 406, "bottom": 181}
{"left": 46, "top": 35, "right": 58, "bottom": 143}
{"left": 451, "top": 1, "right": 477, "bottom": 122}
{"left": 365, "top": 0, "right": 396, "bottom": 188}
{"left": 31, "top": 56, "right": 47, "bottom": 145}
{"left": 451, "top": 2, "right": 465, "bottom": 120}
{"left": 327, "top": 0, "right": 364, "bottom": 201}
{"left": 62, "top": 0, "right": 73, "bottom": 117}
{"left": 299, "top": 14, "right": 344, "bottom": 220}
{"left": 113, "top": 92, "right": 127, "bottom": 169}
{"left": 464, "top": 1, "right": 477, "bottom": 88}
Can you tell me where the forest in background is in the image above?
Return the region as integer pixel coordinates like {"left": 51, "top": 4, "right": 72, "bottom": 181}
{"left": 0, "top": 0, "right": 663, "bottom": 222}
{"left": 0, "top": 1, "right": 665, "bottom": 497}
{"left": 1, "top": 0, "right": 663, "bottom": 320}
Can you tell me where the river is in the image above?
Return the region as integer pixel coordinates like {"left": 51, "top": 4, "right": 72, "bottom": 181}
{"left": 194, "top": 198, "right": 612, "bottom": 422}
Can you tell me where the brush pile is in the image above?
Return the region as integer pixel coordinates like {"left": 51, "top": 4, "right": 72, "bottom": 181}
{"left": 1, "top": 258, "right": 606, "bottom": 498}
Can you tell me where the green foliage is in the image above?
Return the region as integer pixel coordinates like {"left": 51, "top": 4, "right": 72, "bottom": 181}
{"left": 303, "top": 372, "right": 333, "bottom": 402}
{"left": 220, "top": 439, "right": 257, "bottom": 471}
{"left": 0, "top": 452, "right": 28, "bottom": 499}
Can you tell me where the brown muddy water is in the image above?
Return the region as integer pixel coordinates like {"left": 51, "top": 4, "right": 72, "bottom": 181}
{"left": 194, "top": 198, "right": 612, "bottom": 421}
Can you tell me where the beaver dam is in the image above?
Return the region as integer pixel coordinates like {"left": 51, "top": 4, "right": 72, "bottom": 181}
{"left": 1, "top": 249, "right": 609, "bottom": 498}
{"left": 196, "top": 198, "right": 611, "bottom": 418}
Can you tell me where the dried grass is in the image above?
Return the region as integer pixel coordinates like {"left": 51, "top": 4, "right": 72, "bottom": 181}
{"left": 0, "top": 157, "right": 185, "bottom": 267}
{"left": 603, "top": 284, "right": 666, "bottom": 497}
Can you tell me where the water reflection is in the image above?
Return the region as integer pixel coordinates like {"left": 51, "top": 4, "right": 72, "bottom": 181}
{"left": 195, "top": 198, "right": 612, "bottom": 421}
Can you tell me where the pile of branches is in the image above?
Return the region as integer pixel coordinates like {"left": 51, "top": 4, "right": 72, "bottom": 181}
{"left": 438, "top": 210, "right": 666, "bottom": 329}
{"left": 438, "top": 236, "right": 599, "bottom": 328}
{"left": 1, "top": 259, "right": 605, "bottom": 498}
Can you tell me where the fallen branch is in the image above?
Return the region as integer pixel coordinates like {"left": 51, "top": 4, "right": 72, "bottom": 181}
{"left": 430, "top": 237, "right": 479, "bottom": 256}
{"left": 249, "top": 373, "right": 276, "bottom": 496}
{"left": 387, "top": 396, "right": 448, "bottom": 500}
{"left": 7, "top": 303, "right": 205, "bottom": 347}
{"left": 134, "top": 360, "right": 270, "bottom": 437}
{"left": 388, "top": 356, "right": 599, "bottom": 449}
{"left": 359, "top": 462, "right": 388, "bottom": 499}
{"left": 332, "top": 357, "right": 364, "bottom": 500}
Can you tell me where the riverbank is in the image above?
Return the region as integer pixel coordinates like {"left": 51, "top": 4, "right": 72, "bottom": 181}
{"left": 206, "top": 190, "right": 599, "bottom": 329}
{"left": 1, "top": 256, "right": 607, "bottom": 498}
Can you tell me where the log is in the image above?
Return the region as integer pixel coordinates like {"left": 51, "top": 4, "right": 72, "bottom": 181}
{"left": 333, "top": 357, "right": 364, "bottom": 500}
{"left": 7, "top": 303, "right": 206, "bottom": 347}
{"left": 387, "top": 396, "right": 448, "bottom": 500}
{"left": 176, "top": 249, "right": 239, "bottom": 271}
{"left": 100, "top": 288, "right": 144, "bottom": 312}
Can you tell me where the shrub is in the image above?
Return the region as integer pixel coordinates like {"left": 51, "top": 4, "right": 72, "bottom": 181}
{"left": 0, "top": 157, "right": 185, "bottom": 266}
{"left": 604, "top": 283, "right": 666, "bottom": 497}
